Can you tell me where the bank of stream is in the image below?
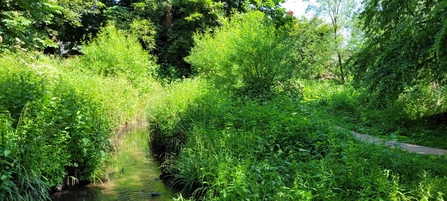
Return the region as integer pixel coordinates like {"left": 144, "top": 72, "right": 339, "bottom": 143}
{"left": 51, "top": 128, "right": 174, "bottom": 201}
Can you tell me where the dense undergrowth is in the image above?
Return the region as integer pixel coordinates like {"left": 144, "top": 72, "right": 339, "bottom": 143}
{"left": 302, "top": 80, "right": 447, "bottom": 149}
{"left": 1, "top": 11, "right": 447, "bottom": 201}
{"left": 148, "top": 79, "right": 447, "bottom": 200}
{"left": 147, "top": 11, "right": 447, "bottom": 201}
{"left": 0, "top": 25, "right": 158, "bottom": 200}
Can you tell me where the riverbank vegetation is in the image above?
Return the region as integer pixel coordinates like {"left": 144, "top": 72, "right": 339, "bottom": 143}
{"left": 0, "top": 25, "right": 158, "bottom": 200}
{"left": 1, "top": 0, "right": 447, "bottom": 200}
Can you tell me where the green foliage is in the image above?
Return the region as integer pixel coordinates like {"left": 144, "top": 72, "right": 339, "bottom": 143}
{"left": 0, "top": 0, "right": 106, "bottom": 53}
{"left": 435, "top": 17, "right": 447, "bottom": 66}
{"left": 152, "top": 0, "right": 223, "bottom": 78}
{"left": 0, "top": 56, "right": 48, "bottom": 127}
{"left": 350, "top": 0, "right": 447, "bottom": 107}
{"left": 150, "top": 0, "right": 290, "bottom": 78}
{"left": 0, "top": 51, "right": 145, "bottom": 199}
{"left": 187, "top": 11, "right": 294, "bottom": 95}
{"left": 288, "top": 17, "right": 333, "bottom": 79}
{"left": 301, "top": 79, "right": 447, "bottom": 149}
{"left": 103, "top": 2, "right": 158, "bottom": 51}
{"left": 0, "top": 0, "right": 63, "bottom": 52}
{"left": 305, "top": 0, "right": 358, "bottom": 83}
{"left": 80, "top": 25, "right": 157, "bottom": 84}
{"left": 148, "top": 78, "right": 447, "bottom": 200}
{"left": 50, "top": 0, "right": 106, "bottom": 48}
{"left": 147, "top": 78, "right": 212, "bottom": 162}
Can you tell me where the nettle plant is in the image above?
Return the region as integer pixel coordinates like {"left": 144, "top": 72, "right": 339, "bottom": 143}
{"left": 187, "top": 11, "right": 294, "bottom": 96}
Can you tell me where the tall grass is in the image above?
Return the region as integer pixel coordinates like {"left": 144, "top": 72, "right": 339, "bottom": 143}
{"left": 148, "top": 78, "right": 447, "bottom": 200}
{"left": 299, "top": 79, "right": 447, "bottom": 149}
{"left": 0, "top": 24, "right": 159, "bottom": 199}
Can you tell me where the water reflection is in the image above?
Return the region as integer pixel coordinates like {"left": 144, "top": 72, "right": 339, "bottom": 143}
{"left": 51, "top": 130, "right": 173, "bottom": 201}
{"left": 51, "top": 182, "right": 166, "bottom": 201}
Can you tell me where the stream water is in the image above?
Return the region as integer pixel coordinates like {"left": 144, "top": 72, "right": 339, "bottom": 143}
{"left": 50, "top": 130, "right": 174, "bottom": 201}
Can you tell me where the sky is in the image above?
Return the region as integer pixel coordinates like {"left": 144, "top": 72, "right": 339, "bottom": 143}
{"left": 281, "top": 0, "right": 313, "bottom": 18}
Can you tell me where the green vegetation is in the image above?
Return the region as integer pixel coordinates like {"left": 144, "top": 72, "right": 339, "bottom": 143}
{"left": 79, "top": 25, "right": 157, "bottom": 85}
{"left": 0, "top": 25, "right": 157, "bottom": 199}
{"left": 187, "top": 11, "right": 294, "bottom": 95}
{"left": 148, "top": 79, "right": 447, "bottom": 200}
{"left": 350, "top": 0, "right": 447, "bottom": 107}
{"left": 302, "top": 80, "right": 447, "bottom": 149}
{"left": 1, "top": 0, "right": 447, "bottom": 200}
{"left": 0, "top": 52, "right": 111, "bottom": 200}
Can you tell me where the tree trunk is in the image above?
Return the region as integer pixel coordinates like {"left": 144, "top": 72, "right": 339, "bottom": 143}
{"left": 337, "top": 51, "right": 344, "bottom": 83}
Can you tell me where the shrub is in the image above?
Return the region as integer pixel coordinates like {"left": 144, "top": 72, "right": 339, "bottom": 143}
{"left": 0, "top": 52, "right": 115, "bottom": 199}
{"left": 147, "top": 78, "right": 212, "bottom": 163}
{"left": 80, "top": 25, "right": 157, "bottom": 84}
{"left": 186, "top": 11, "right": 294, "bottom": 95}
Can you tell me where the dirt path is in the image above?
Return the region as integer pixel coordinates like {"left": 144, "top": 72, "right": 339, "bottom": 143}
{"left": 337, "top": 127, "right": 447, "bottom": 155}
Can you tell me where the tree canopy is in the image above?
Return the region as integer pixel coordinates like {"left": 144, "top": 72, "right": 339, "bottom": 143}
{"left": 0, "top": 0, "right": 63, "bottom": 51}
{"left": 1, "top": 0, "right": 290, "bottom": 78}
{"left": 350, "top": 0, "right": 447, "bottom": 107}
{"left": 305, "top": 0, "right": 358, "bottom": 83}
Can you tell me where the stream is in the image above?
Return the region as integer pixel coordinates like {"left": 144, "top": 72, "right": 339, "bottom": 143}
{"left": 50, "top": 130, "right": 174, "bottom": 201}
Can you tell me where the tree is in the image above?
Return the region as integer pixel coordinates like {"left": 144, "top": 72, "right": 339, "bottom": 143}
{"left": 50, "top": 0, "right": 106, "bottom": 54}
{"left": 305, "top": 0, "right": 357, "bottom": 83}
{"left": 219, "top": 0, "right": 286, "bottom": 17}
{"left": 153, "top": 0, "right": 289, "bottom": 78}
{"left": 102, "top": 1, "right": 158, "bottom": 50}
{"left": 0, "top": 0, "right": 107, "bottom": 54}
{"left": 187, "top": 11, "right": 295, "bottom": 95}
{"left": 349, "top": 0, "right": 447, "bottom": 108}
{"left": 152, "top": 0, "right": 222, "bottom": 78}
{"left": 288, "top": 17, "right": 333, "bottom": 79}
{"left": 0, "top": 0, "right": 62, "bottom": 52}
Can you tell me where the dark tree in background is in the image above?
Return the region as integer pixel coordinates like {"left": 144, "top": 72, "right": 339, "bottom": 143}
{"left": 152, "top": 0, "right": 288, "bottom": 78}
{"left": 0, "top": 0, "right": 289, "bottom": 78}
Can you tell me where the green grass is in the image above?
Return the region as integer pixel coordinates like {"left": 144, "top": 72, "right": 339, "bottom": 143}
{"left": 299, "top": 79, "right": 447, "bottom": 149}
{"left": 148, "top": 78, "right": 447, "bottom": 200}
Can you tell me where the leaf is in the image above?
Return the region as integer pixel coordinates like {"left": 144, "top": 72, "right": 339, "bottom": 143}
{"left": 4, "top": 150, "right": 11, "bottom": 157}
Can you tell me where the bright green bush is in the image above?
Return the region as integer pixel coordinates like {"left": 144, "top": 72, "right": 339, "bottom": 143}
{"left": 147, "top": 78, "right": 213, "bottom": 162}
{"left": 0, "top": 52, "right": 117, "bottom": 199}
{"left": 186, "top": 11, "right": 294, "bottom": 95}
{"left": 288, "top": 17, "right": 333, "bottom": 79}
{"left": 80, "top": 25, "right": 157, "bottom": 84}
{"left": 0, "top": 53, "right": 66, "bottom": 199}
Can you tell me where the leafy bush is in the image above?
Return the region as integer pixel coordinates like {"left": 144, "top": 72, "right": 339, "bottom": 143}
{"left": 147, "top": 78, "right": 212, "bottom": 162}
{"left": 80, "top": 25, "right": 157, "bottom": 84}
{"left": 186, "top": 11, "right": 294, "bottom": 95}
{"left": 0, "top": 52, "right": 118, "bottom": 199}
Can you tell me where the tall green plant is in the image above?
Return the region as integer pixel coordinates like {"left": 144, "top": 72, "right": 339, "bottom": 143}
{"left": 80, "top": 25, "right": 157, "bottom": 84}
{"left": 0, "top": 52, "right": 120, "bottom": 199}
{"left": 187, "top": 11, "right": 294, "bottom": 95}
